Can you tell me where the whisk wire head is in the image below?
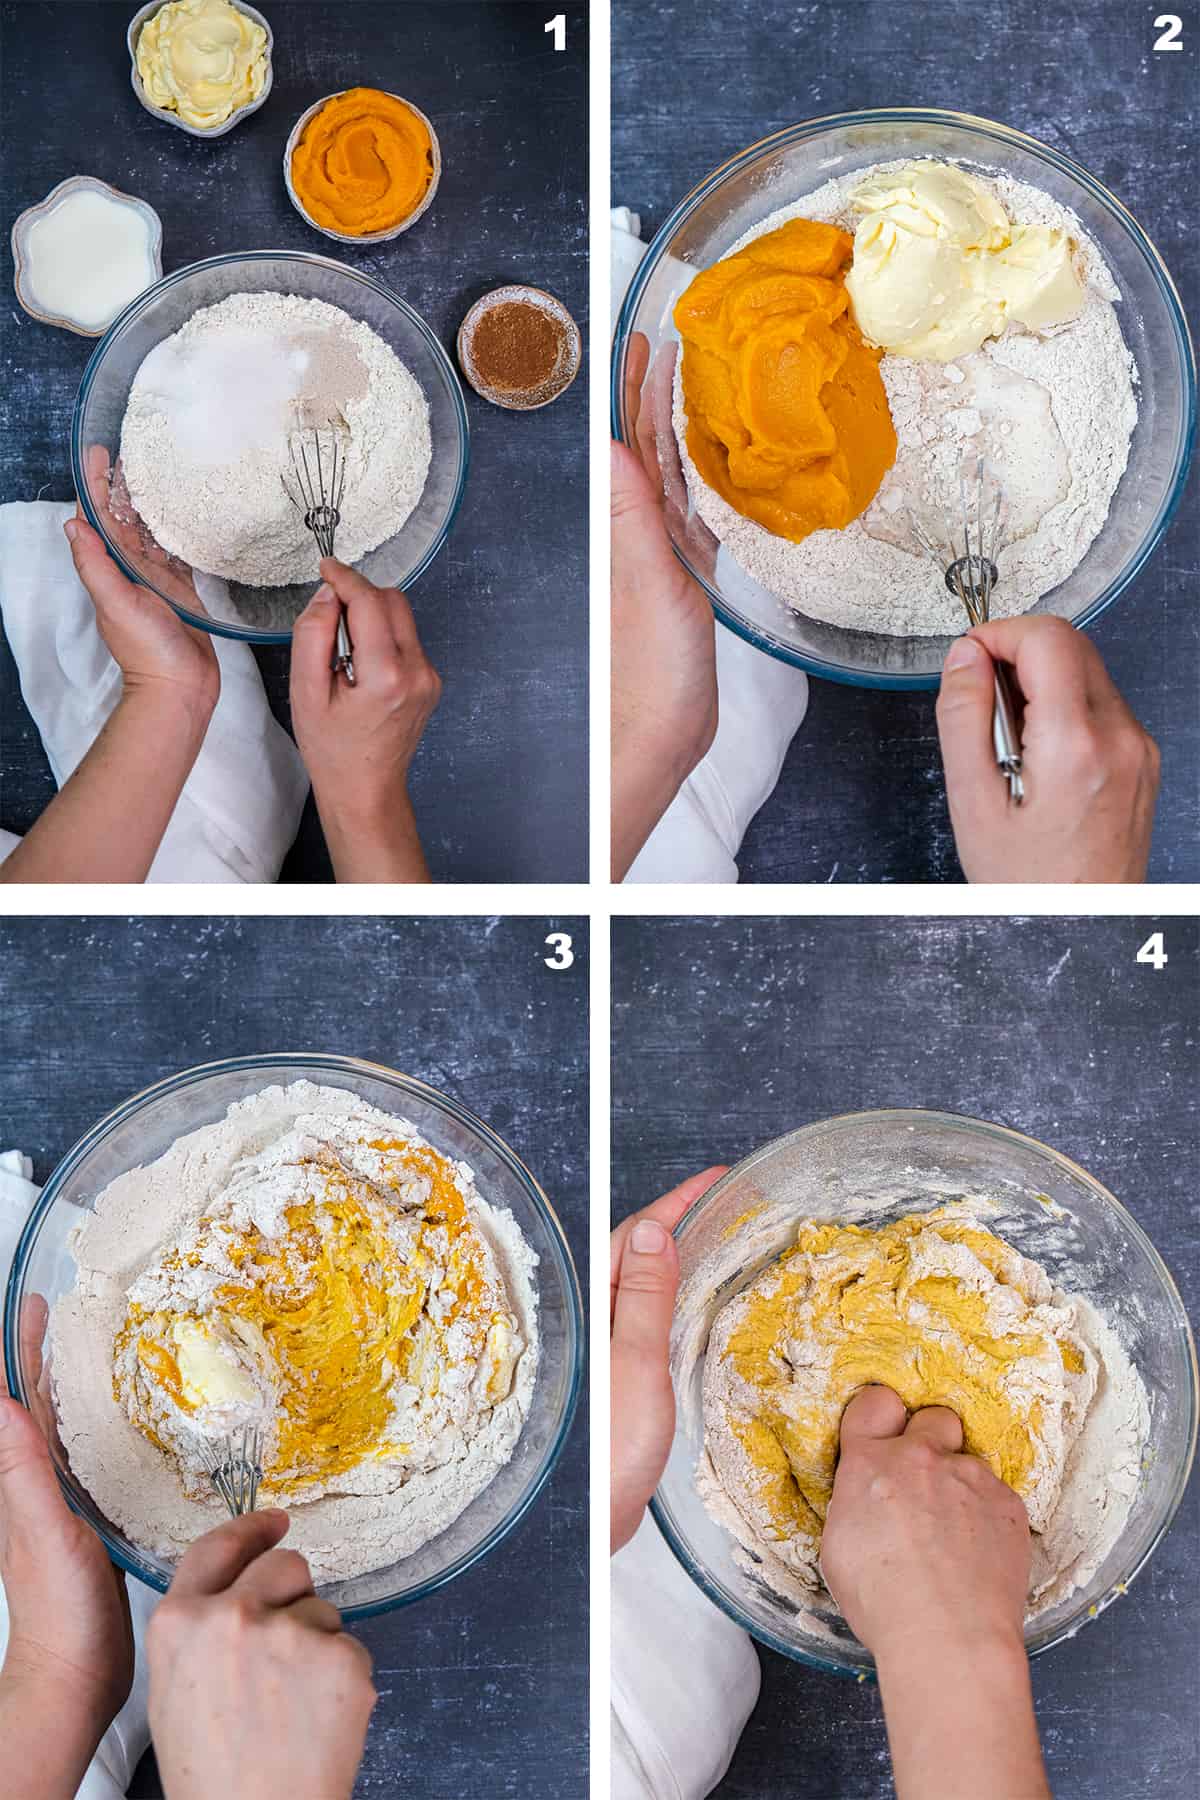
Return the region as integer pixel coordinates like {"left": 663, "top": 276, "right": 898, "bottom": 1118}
{"left": 283, "top": 426, "right": 346, "bottom": 560}
{"left": 906, "top": 453, "right": 1024, "bottom": 805}
{"left": 281, "top": 422, "right": 356, "bottom": 684}
{"left": 199, "top": 1422, "right": 264, "bottom": 1519}
{"left": 933, "top": 454, "right": 1006, "bottom": 627}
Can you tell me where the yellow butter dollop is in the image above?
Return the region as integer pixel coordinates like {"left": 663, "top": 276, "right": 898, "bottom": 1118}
{"left": 136, "top": 0, "right": 268, "bottom": 130}
{"left": 170, "top": 1317, "right": 260, "bottom": 1410}
{"left": 844, "top": 160, "right": 1084, "bottom": 362}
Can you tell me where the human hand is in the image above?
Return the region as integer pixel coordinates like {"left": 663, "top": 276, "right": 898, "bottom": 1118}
{"left": 611, "top": 332, "right": 718, "bottom": 878}
{"left": 64, "top": 489, "right": 219, "bottom": 718}
{"left": 78, "top": 442, "right": 218, "bottom": 622}
{"left": 610, "top": 1167, "right": 727, "bottom": 1551}
{"left": 147, "top": 1511, "right": 376, "bottom": 1800}
{"left": 0, "top": 1298, "right": 132, "bottom": 1773}
{"left": 820, "top": 1385, "right": 1030, "bottom": 1659}
{"left": 936, "top": 616, "right": 1159, "bottom": 882}
{"left": 0, "top": 508, "right": 220, "bottom": 882}
{"left": 820, "top": 1387, "right": 1048, "bottom": 1800}
{"left": 290, "top": 557, "right": 441, "bottom": 883}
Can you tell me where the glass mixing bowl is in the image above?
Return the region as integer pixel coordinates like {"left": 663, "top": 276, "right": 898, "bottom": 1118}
{"left": 3, "top": 1055, "right": 582, "bottom": 1620}
{"left": 653, "top": 1109, "right": 1196, "bottom": 1672}
{"left": 613, "top": 110, "right": 1196, "bottom": 688}
{"left": 72, "top": 252, "right": 470, "bottom": 642}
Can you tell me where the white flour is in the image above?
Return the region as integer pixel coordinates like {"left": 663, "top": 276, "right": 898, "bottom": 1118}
{"left": 690, "top": 1203, "right": 1149, "bottom": 1623}
{"left": 120, "top": 292, "right": 432, "bottom": 587}
{"left": 673, "top": 160, "right": 1139, "bottom": 636}
{"left": 49, "top": 1082, "right": 539, "bottom": 1583}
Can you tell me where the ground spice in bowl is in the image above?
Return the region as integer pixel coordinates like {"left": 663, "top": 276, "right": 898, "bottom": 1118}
{"left": 457, "top": 285, "right": 581, "bottom": 410}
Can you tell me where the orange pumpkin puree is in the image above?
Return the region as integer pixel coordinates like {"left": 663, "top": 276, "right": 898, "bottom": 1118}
{"left": 674, "top": 218, "right": 896, "bottom": 543}
{"left": 291, "top": 87, "right": 435, "bottom": 237}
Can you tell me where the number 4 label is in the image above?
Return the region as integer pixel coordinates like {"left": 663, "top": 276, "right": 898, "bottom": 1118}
{"left": 1136, "top": 931, "right": 1168, "bottom": 970}
{"left": 1154, "top": 15, "right": 1183, "bottom": 49}
{"left": 545, "top": 13, "right": 566, "bottom": 50}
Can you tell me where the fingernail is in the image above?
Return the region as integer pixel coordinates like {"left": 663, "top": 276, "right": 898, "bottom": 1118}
{"left": 63, "top": 519, "right": 79, "bottom": 544}
{"left": 945, "top": 635, "right": 983, "bottom": 671}
{"left": 309, "top": 583, "right": 336, "bottom": 605}
{"left": 631, "top": 1219, "right": 668, "bottom": 1254}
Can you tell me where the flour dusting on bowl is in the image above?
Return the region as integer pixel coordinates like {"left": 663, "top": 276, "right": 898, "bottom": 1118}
{"left": 655, "top": 1111, "right": 1196, "bottom": 1670}
{"left": 615, "top": 111, "right": 1196, "bottom": 685}
{"left": 119, "top": 291, "right": 431, "bottom": 587}
{"left": 673, "top": 160, "right": 1138, "bottom": 638}
{"left": 72, "top": 253, "right": 470, "bottom": 642}
{"left": 50, "top": 1081, "right": 539, "bottom": 1580}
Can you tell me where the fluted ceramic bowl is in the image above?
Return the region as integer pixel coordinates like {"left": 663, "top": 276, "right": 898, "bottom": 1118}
{"left": 127, "top": 1, "right": 274, "bottom": 139}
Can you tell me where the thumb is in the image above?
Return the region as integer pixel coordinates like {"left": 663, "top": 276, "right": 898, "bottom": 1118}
{"left": 169, "top": 1509, "right": 291, "bottom": 1600}
{"left": 63, "top": 516, "right": 143, "bottom": 612}
{"left": 0, "top": 1398, "right": 62, "bottom": 1540}
{"left": 936, "top": 633, "right": 1007, "bottom": 829}
{"left": 289, "top": 582, "right": 339, "bottom": 716}
{"left": 611, "top": 1218, "right": 679, "bottom": 1360}
{"left": 839, "top": 1384, "right": 907, "bottom": 1450}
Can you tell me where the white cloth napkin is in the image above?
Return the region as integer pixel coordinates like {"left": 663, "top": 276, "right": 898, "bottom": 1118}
{"left": 611, "top": 210, "right": 810, "bottom": 883}
{"left": 612, "top": 1513, "right": 760, "bottom": 1800}
{"left": 0, "top": 1150, "right": 156, "bottom": 1799}
{"left": 0, "top": 501, "right": 308, "bottom": 883}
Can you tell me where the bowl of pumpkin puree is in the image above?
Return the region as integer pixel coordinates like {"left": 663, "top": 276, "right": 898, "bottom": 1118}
{"left": 285, "top": 86, "right": 441, "bottom": 244}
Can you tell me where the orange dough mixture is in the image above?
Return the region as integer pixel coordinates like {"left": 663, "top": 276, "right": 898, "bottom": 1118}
{"left": 291, "top": 87, "right": 434, "bottom": 236}
{"left": 674, "top": 218, "right": 896, "bottom": 542}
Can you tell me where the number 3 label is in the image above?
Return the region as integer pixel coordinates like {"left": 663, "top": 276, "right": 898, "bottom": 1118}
{"left": 544, "top": 932, "right": 574, "bottom": 970}
{"left": 1153, "top": 14, "right": 1183, "bottom": 49}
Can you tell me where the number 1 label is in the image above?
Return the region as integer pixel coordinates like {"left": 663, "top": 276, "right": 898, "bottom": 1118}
{"left": 545, "top": 13, "right": 566, "bottom": 51}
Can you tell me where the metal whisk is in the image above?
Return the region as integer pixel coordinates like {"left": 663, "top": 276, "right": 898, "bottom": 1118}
{"left": 282, "top": 427, "right": 355, "bottom": 685}
{"left": 908, "top": 455, "right": 1025, "bottom": 804}
{"left": 199, "top": 1423, "right": 264, "bottom": 1518}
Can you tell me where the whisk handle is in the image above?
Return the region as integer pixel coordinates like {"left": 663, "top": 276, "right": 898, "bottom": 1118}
{"left": 334, "top": 606, "right": 356, "bottom": 686}
{"left": 992, "top": 664, "right": 1025, "bottom": 804}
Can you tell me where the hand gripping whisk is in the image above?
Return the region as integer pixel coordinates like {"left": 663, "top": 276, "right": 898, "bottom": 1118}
{"left": 199, "top": 1423, "right": 264, "bottom": 1518}
{"left": 908, "top": 456, "right": 1025, "bottom": 805}
{"left": 283, "top": 426, "right": 356, "bottom": 685}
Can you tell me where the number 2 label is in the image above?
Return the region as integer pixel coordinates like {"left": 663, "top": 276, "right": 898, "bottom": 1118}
{"left": 1153, "top": 14, "right": 1183, "bottom": 49}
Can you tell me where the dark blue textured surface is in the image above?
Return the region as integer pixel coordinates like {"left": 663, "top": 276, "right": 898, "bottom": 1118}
{"left": 0, "top": 1, "right": 589, "bottom": 882}
{"left": 612, "top": 0, "right": 1199, "bottom": 883}
{"left": 0, "top": 913, "right": 589, "bottom": 1797}
{"left": 613, "top": 915, "right": 1199, "bottom": 1800}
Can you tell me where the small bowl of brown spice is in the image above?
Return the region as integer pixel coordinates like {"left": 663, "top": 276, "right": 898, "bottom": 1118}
{"left": 457, "top": 285, "right": 581, "bottom": 411}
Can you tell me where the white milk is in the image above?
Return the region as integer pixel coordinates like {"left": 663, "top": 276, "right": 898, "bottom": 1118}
{"left": 23, "top": 187, "right": 158, "bottom": 331}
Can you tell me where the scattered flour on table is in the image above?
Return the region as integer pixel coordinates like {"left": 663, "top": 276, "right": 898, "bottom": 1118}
{"left": 672, "top": 160, "right": 1139, "bottom": 636}
{"left": 119, "top": 292, "right": 431, "bottom": 586}
{"left": 49, "top": 1081, "right": 539, "bottom": 1583}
